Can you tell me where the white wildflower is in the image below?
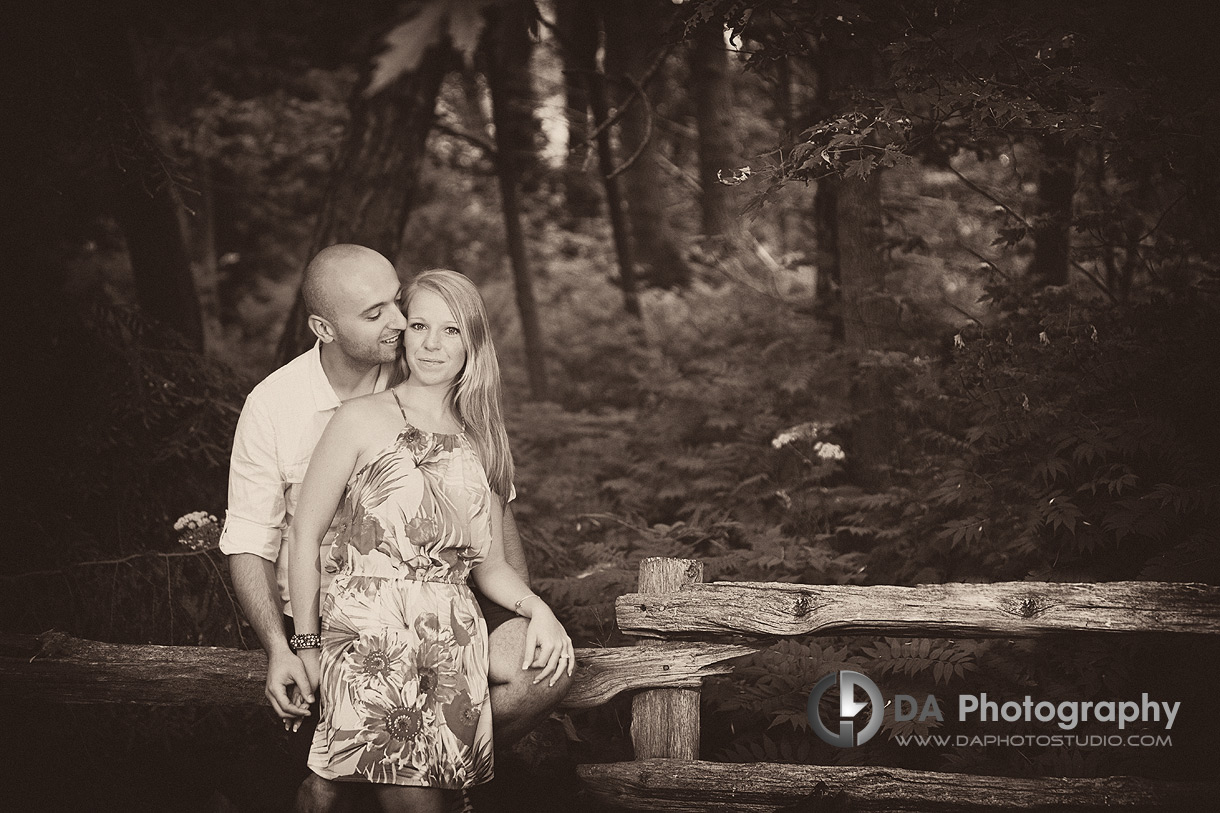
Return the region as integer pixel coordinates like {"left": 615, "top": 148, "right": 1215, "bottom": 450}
{"left": 814, "top": 442, "right": 846, "bottom": 461}
{"left": 772, "top": 431, "right": 796, "bottom": 449}
{"left": 174, "top": 511, "right": 221, "bottom": 551}
{"left": 771, "top": 421, "right": 834, "bottom": 449}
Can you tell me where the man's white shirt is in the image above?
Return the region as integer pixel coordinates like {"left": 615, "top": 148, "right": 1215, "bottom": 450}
{"left": 219, "top": 342, "right": 391, "bottom": 617}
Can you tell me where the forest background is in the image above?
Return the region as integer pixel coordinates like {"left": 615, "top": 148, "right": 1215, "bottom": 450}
{"left": 3, "top": 0, "right": 1220, "bottom": 811}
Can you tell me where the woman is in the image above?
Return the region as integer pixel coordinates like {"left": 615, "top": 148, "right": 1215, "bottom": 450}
{"left": 287, "top": 269, "right": 572, "bottom": 811}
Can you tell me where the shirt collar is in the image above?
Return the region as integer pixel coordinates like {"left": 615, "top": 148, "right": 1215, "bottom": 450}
{"left": 306, "top": 340, "right": 343, "bottom": 412}
{"left": 306, "top": 339, "right": 392, "bottom": 412}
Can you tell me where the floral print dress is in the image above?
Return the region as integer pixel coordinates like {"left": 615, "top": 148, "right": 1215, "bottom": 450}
{"left": 308, "top": 393, "right": 494, "bottom": 789}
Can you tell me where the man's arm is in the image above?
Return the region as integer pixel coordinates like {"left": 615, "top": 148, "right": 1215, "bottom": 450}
{"left": 500, "top": 502, "right": 530, "bottom": 586}
{"left": 220, "top": 396, "right": 310, "bottom": 723}
{"left": 230, "top": 553, "right": 310, "bottom": 721}
{"left": 229, "top": 552, "right": 289, "bottom": 653}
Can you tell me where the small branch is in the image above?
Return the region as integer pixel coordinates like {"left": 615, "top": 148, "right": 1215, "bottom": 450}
{"left": 959, "top": 243, "right": 1013, "bottom": 280}
{"left": 433, "top": 118, "right": 499, "bottom": 160}
{"left": 0, "top": 547, "right": 223, "bottom": 581}
{"left": 947, "top": 164, "right": 1117, "bottom": 303}
{"left": 1135, "top": 192, "right": 1186, "bottom": 244}
{"left": 1070, "top": 260, "right": 1119, "bottom": 303}
{"left": 943, "top": 296, "right": 988, "bottom": 328}
{"left": 947, "top": 163, "right": 1025, "bottom": 224}
{"left": 606, "top": 76, "right": 654, "bottom": 179}
{"left": 653, "top": 151, "right": 701, "bottom": 192}
{"left": 568, "top": 44, "right": 674, "bottom": 153}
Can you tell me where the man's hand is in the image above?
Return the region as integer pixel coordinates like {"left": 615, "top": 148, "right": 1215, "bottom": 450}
{"left": 267, "top": 647, "right": 314, "bottom": 730}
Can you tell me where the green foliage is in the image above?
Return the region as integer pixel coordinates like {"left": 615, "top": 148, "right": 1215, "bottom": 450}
{"left": 369, "top": 0, "right": 498, "bottom": 95}
{"left": 15, "top": 0, "right": 1220, "bottom": 794}
{"left": 700, "top": 0, "right": 1219, "bottom": 276}
{"left": 489, "top": 206, "right": 1220, "bottom": 779}
{"left": 858, "top": 280, "right": 1220, "bottom": 584}
{"left": 5, "top": 302, "right": 249, "bottom": 645}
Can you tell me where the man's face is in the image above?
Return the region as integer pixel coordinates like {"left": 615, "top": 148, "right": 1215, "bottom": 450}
{"left": 325, "top": 259, "right": 406, "bottom": 366}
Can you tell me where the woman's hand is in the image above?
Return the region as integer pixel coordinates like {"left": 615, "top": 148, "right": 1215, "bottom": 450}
{"left": 299, "top": 647, "right": 321, "bottom": 694}
{"left": 521, "top": 598, "right": 575, "bottom": 687}
{"left": 282, "top": 648, "right": 320, "bottom": 733}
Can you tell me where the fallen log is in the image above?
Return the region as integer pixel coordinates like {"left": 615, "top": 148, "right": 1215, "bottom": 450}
{"left": 0, "top": 631, "right": 754, "bottom": 709}
{"left": 617, "top": 580, "right": 1220, "bottom": 638}
{"left": 577, "top": 758, "right": 1216, "bottom": 811}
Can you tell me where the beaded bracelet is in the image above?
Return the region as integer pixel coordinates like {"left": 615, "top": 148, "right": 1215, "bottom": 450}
{"left": 289, "top": 632, "right": 321, "bottom": 651}
{"left": 513, "top": 593, "right": 539, "bottom": 615}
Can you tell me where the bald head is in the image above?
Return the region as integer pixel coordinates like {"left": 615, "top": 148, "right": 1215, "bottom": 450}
{"left": 302, "top": 244, "right": 394, "bottom": 321}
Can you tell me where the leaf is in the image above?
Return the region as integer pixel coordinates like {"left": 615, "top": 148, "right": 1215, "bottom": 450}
{"left": 1042, "top": 494, "right": 1082, "bottom": 535}
{"left": 1033, "top": 456, "right": 1070, "bottom": 485}
{"left": 991, "top": 226, "right": 1027, "bottom": 247}
{"left": 367, "top": 4, "right": 449, "bottom": 97}
{"left": 845, "top": 155, "right": 877, "bottom": 179}
{"left": 447, "top": 0, "right": 491, "bottom": 66}
{"left": 938, "top": 516, "right": 986, "bottom": 547}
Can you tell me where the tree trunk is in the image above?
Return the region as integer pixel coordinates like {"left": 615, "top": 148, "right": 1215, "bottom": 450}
{"left": 809, "top": 43, "right": 841, "bottom": 331}
{"left": 190, "top": 157, "right": 224, "bottom": 352}
{"left": 108, "top": 29, "right": 204, "bottom": 351}
{"left": 588, "top": 43, "right": 642, "bottom": 317}
{"left": 486, "top": 0, "right": 541, "bottom": 189}
{"left": 555, "top": 0, "right": 601, "bottom": 217}
{"left": 485, "top": 2, "right": 548, "bottom": 401}
{"left": 837, "top": 169, "right": 898, "bottom": 489}
{"left": 810, "top": 33, "right": 896, "bottom": 488}
{"left": 774, "top": 55, "right": 798, "bottom": 254}
{"left": 1030, "top": 133, "right": 1077, "bottom": 286}
{"left": 838, "top": 172, "right": 891, "bottom": 350}
{"left": 814, "top": 180, "right": 840, "bottom": 309}
{"left": 690, "top": 22, "right": 738, "bottom": 237}
{"left": 274, "top": 45, "right": 451, "bottom": 366}
{"left": 603, "top": 0, "right": 692, "bottom": 288}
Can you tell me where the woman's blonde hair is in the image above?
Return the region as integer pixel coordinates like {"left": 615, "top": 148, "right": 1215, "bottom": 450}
{"left": 401, "top": 269, "right": 514, "bottom": 500}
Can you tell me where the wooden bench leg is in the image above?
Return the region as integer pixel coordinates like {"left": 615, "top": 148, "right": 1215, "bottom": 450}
{"left": 630, "top": 557, "right": 704, "bottom": 760}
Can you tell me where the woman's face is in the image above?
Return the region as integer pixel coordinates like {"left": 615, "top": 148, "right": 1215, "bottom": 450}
{"left": 403, "top": 289, "right": 467, "bottom": 387}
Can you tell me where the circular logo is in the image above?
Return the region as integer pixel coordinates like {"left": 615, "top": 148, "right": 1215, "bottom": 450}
{"left": 807, "top": 670, "right": 883, "bottom": 747}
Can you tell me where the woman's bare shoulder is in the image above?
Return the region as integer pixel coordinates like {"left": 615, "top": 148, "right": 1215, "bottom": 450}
{"left": 330, "top": 391, "right": 399, "bottom": 432}
{"left": 336, "top": 389, "right": 396, "bottom": 415}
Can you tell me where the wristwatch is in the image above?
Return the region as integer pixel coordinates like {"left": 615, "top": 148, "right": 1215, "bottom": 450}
{"left": 289, "top": 632, "right": 321, "bottom": 651}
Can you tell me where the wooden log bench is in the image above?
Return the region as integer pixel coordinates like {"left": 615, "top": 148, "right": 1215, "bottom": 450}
{"left": 575, "top": 557, "right": 1220, "bottom": 811}
{"left": 3, "top": 556, "right": 1219, "bottom": 810}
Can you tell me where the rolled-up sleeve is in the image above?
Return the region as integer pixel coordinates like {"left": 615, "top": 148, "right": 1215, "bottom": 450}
{"left": 219, "top": 395, "right": 285, "bottom": 561}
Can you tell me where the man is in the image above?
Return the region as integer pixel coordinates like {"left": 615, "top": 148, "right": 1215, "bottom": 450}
{"left": 220, "top": 244, "right": 570, "bottom": 811}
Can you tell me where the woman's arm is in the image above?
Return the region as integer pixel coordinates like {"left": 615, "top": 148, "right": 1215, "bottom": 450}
{"left": 286, "top": 405, "right": 364, "bottom": 644}
{"left": 473, "top": 493, "right": 574, "bottom": 685}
